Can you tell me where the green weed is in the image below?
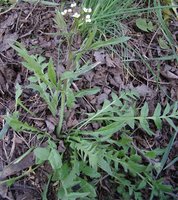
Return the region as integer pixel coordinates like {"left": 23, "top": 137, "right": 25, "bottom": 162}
{"left": 1, "top": 1, "right": 178, "bottom": 200}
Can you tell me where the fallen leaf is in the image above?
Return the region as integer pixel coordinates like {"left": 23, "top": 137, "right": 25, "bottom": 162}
{"left": 0, "top": 152, "right": 34, "bottom": 180}
{"left": 45, "top": 115, "right": 57, "bottom": 134}
{"left": 57, "top": 140, "right": 66, "bottom": 153}
{"left": 135, "top": 84, "right": 156, "bottom": 98}
{"left": 106, "top": 54, "right": 115, "bottom": 67}
{"left": 0, "top": 33, "right": 18, "bottom": 52}
{"left": 97, "top": 93, "right": 108, "bottom": 105}
{"left": 0, "top": 13, "right": 18, "bottom": 39}
{"left": 161, "top": 65, "right": 178, "bottom": 80}
{"left": 94, "top": 50, "right": 106, "bottom": 64}
{"left": 66, "top": 110, "right": 78, "bottom": 128}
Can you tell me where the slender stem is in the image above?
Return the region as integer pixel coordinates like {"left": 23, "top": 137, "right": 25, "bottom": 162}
{"left": 56, "top": 81, "right": 67, "bottom": 137}
{"left": 56, "top": 43, "right": 72, "bottom": 137}
{"left": 56, "top": 25, "right": 75, "bottom": 137}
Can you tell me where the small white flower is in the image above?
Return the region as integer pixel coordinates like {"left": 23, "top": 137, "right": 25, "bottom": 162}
{"left": 72, "top": 12, "right": 80, "bottom": 18}
{"left": 68, "top": 9, "right": 72, "bottom": 13}
{"left": 61, "top": 9, "right": 68, "bottom": 15}
{"left": 87, "top": 8, "right": 92, "bottom": 13}
{"left": 83, "top": 7, "right": 92, "bottom": 13}
{"left": 86, "top": 15, "right": 91, "bottom": 19}
{"left": 71, "top": 2, "right": 77, "bottom": 8}
{"left": 83, "top": 7, "right": 88, "bottom": 12}
{"left": 85, "top": 18, "right": 91, "bottom": 23}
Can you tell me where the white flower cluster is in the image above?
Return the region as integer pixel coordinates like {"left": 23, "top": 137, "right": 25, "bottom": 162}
{"left": 85, "top": 14, "right": 91, "bottom": 23}
{"left": 61, "top": 9, "right": 68, "bottom": 16}
{"left": 71, "top": 2, "right": 77, "bottom": 8}
{"left": 83, "top": 7, "right": 92, "bottom": 13}
{"left": 60, "top": 2, "right": 92, "bottom": 23}
{"left": 61, "top": 2, "right": 77, "bottom": 16}
{"left": 73, "top": 12, "right": 80, "bottom": 18}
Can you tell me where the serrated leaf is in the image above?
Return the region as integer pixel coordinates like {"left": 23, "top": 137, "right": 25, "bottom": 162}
{"left": 147, "top": 21, "right": 154, "bottom": 31}
{"left": 153, "top": 103, "right": 161, "bottom": 117}
{"left": 166, "top": 118, "right": 178, "bottom": 131}
{"left": 101, "top": 99, "right": 114, "bottom": 112}
{"left": 48, "top": 58, "right": 56, "bottom": 86}
{"left": 55, "top": 11, "right": 67, "bottom": 34}
{"left": 130, "top": 154, "right": 142, "bottom": 163}
{"left": 140, "top": 119, "right": 154, "bottom": 136}
{"left": 158, "top": 37, "right": 170, "bottom": 50}
{"left": 4, "top": 178, "right": 16, "bottom": 187}
{"left": 81, "top": 121, "right": 126, "bottom": 138}
{"left": 15, "top": 83, "right": 22, "bottom": 106}
{"left": 75, "top": 87, "right": 100, "bottom": 98}
{"left": 80, "top": 162, "right": 100, "bottom": 178}
{"left": 153, "top": 103, "right": 162, "bottom": 129}
{"left": 90, "top": 36, "right": 130, "bottom": 50}
{"left": 124, "top": 107, "right": 135, "bottom": 129}
{"left": 127, "top": 160, "right": 146, "bottom": 174}
{"left": 78, "top": 99, "right": 115, "bottom": 129}
{"left": 66, "top": 87, "right": 76, "bottom": 108}
{"left": 28, "top": 76, "right": 38, "bottom": 83}
{"left": 60, "top": 71, "right": 73, "bottom": 80}
{"left": 74, "top": 141, "right": 98, "bottom": 170}
{"left": 137, "top": 180, "right": 147, "bottom": 190}
{"left": 111, "top": 92, "right": 123, "bottom": 106}
{"left": 80, "top": 26, "right": 97, "bottom": 50}
{"left": 6, "top": 113, "right": 40, "bottom": 133}
{"left": 119, "top": 134, "right": 132, "bottom": 146}
{"left": 153, "top": 117, "right": 162, "bottom": 130}
{"left": 74, "top": 62, "right": 100, "bottom": 78}
{"left": 141, "top": 102, "right": 149, "bottom": 117}
{"left": 157, "top": 183, "right": 172, "bottom": 193}
{"left": 98, "top": 158, "right": 113, "bottom": 176}
{"left": 79, "top": 178, "right": 97, "bottom": 198}
{"left": 62, "top": 161, "right": 80, "bottom": 188}
{"left": 172, "top": 101, "right": 178, "bottom": 114}
{"left": 50, "top": 90, "right": 59, "bottom": 114}
{"left": 136, "top": 18, "right": 154, "bottom": 32}
{"left": 61, "top": 62, "right": 99, "bottom": 80}
{"left": 145, "top": 151, "right": 157, "bottom": 159}
{"left": 163, "top": 103, "right": 171, "bottom": 116}
{"left": 12, "top": 43, "right": 50, "bottom": 87}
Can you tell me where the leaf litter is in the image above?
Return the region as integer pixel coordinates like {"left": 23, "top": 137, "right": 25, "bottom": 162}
{"left": 0, "top": 1, "right": 178, "bottom": 199}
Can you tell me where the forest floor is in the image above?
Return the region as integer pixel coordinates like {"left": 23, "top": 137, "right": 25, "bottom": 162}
{"left": 0, "top": 0, "right": 178, "bottom": 200}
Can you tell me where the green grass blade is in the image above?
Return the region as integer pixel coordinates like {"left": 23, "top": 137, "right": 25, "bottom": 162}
{"left": 90, "top": 36, "right": 130, "bottom": 50}
{"left": 0, "top": 122, "right": 9, "bottom": 140}
{"left": 163, "top": 157, "right": 178, "bottom": 170}
{"left": 156, "top": 131, "right": 177, "bottom": 177}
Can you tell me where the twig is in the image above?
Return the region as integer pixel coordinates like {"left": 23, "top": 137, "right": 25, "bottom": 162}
{"left": 72, "top": 82, "right": 96, "bottom": 112}
{"left": 0, "top": 3, "right": 16, "bottom": 16}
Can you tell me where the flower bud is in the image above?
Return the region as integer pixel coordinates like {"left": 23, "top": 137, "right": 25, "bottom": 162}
{"left": 86, "top": 15, "right": 91, "bottom": 19}
{"left": 68, "top": 9, "right": 72, "bottom": 13}
{"left": 71, "top": 2, "right": 77, "bottom": 8}
{"left": 86, "top": 19, "right": 91, "bottom": 23}
{"left": 72, "top": 12, "right": 80, "bottom": 18}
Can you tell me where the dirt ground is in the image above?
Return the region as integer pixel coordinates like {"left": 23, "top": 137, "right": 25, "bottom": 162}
{"left": 0, "top": 1, "right": 178, "bottom": 199}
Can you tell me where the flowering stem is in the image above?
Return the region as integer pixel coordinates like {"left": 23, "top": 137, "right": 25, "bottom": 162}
{"left": 56, "top": 84, "right": 66, "bottom": 137}
{"left": 56, "top": 37, "right": 73, "bottom": 137}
